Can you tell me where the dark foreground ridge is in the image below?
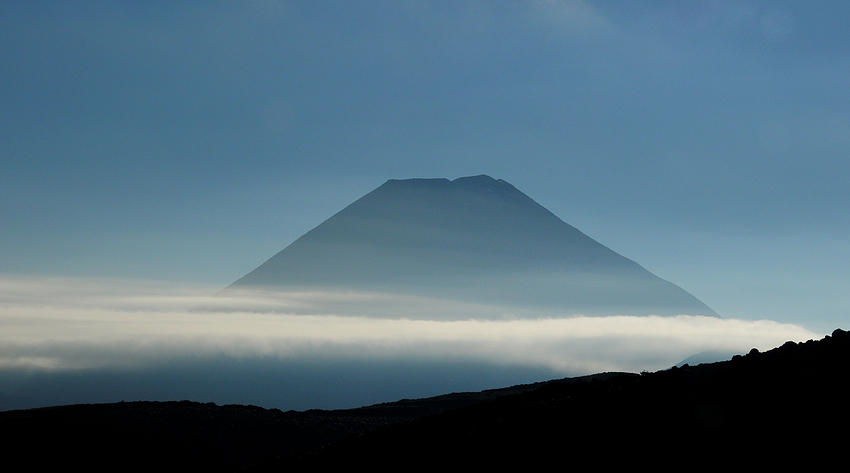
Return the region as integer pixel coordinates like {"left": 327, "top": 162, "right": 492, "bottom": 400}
{"left": 2, "top": 329, "right": 848, "bottom": 470}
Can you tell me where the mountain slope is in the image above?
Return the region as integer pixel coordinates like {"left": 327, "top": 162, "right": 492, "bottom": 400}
{"left": 226, "top": 175, "right": 715, "bottom": 316}
{"left": 268, "top": 328, "right": 850, "bottom": 469}
{"left": 5, "top": 328, "right": 843, "bottom": 471}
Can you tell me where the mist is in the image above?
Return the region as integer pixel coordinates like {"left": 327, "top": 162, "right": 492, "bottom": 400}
{"left": 0, "top": 275, "right": 818, "bottom": 411}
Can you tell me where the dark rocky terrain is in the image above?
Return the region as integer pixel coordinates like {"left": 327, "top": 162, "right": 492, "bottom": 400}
{"left": 2, "top": 329, "right": 847, "bottom": 470}
{"left": 0, "top": 372, "right": 600, "bottom": 471}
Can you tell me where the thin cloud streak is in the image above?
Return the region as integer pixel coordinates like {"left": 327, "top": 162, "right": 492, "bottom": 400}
{"left": 0, "top": 276, "right": 818, "bottom": 374}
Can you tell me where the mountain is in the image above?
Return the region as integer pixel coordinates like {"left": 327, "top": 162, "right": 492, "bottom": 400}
{"left": 268, "top": 328, "right": 850, "bottom": 469}
{"left": 224, "top": 175, "right": 716, "bottom": 317}
{"left": 4, "top": 329, "right": 847, "bottom": 470}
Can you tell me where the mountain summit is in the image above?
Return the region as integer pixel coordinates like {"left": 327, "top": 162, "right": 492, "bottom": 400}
{"left": 227, "top": 175, "right": 716, "bottom": 317}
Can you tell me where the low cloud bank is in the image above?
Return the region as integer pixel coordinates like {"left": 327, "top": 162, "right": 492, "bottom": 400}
{"left": 1, "top": 276, "right": 819, "bottom": 375}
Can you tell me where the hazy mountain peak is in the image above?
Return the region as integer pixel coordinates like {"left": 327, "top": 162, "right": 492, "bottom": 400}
{"left": 384, "top": 174, "right": 519, "bottom": 193}
{"left": 227, "top": 175, "right": 717, "bottom": 318}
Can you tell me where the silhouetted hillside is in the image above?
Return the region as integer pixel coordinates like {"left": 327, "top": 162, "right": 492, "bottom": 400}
{"left": 0, "top": 373, "right": 585, "bottom": 471}
{"left": 2, "top": 329, "right": 847, "bottom": 470}
{"left": 261, "top": 328, "right": 850, "bottom": 469}
{"left": 221, "top": 175, "right": 716, "bottom": 317}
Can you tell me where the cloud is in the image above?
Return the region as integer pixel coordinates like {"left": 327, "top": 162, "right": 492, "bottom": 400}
{"left": 0, "top": 275, "right": 819, "bottom": 375}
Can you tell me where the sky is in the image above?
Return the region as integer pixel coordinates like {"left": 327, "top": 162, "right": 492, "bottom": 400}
{"left": 1, "top": 1, "right": 848, "bottom": 409}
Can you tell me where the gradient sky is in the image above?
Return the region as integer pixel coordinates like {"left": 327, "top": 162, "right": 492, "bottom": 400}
{"left": 2, "top": 2, "right": 848, "bottom": 336}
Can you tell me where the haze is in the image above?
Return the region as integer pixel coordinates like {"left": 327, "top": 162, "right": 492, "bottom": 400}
{"left": 1, "top": 1, "right": 847, "bottom": 410}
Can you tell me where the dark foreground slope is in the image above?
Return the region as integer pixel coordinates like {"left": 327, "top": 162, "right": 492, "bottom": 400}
{"left": 2, "top": 330, "right": 848, "bottom": 470}
{"left": 263, "top": 328, "right": 850, "bottom": 469}
{"left": 0, "top": 375, "right": 574, "bottom": 472}
{"left": 224, "top": 175, "right": 715, "bottom": 317}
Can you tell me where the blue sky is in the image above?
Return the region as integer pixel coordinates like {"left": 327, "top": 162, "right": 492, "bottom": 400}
{"left": 1, "top": 1, "right": 848, "bottom": 408}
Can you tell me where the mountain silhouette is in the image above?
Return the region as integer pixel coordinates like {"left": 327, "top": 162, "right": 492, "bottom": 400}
{"left": 270, "top": 328, "right": 850, "bottom": 469}
{"left": 5, "top": 329, "right": 847, "bottom": 470}
{"left": 225, "top": 175, "right": 716, "bottom": 317}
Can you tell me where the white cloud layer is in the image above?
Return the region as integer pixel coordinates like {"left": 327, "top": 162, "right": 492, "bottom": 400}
{"left": 0, "top": 275, "right": 820, "bottom": 375}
